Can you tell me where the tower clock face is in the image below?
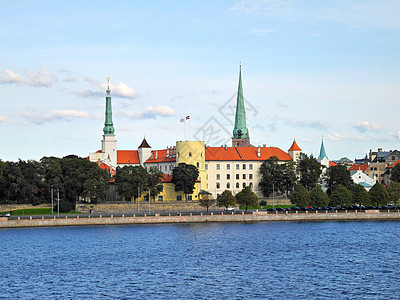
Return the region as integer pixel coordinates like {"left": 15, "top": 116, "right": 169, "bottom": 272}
{"left": 237, "top": 129, "right": 242, "bottom": 137}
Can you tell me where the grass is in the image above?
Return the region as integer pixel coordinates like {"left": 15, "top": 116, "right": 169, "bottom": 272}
{"left": 0, "top": 208, "right": 80, "bottom": 216}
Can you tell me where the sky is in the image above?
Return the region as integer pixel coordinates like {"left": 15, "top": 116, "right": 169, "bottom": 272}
{"left": 1, "top": 0, "right": 399, "bottom": 162}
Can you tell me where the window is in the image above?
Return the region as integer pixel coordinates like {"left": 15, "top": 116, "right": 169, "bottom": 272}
{"left": 187, "top": 195, "right": 193, "bottom": 201}
{"left": 236, "top": 164, "right": 239, "bottom": 170}
{"left": 169, "top": 165, "right": 172, "bottom": 170}
{"left": 176, "top": 195, "right": 182, "bottom": 201}
{"left": 236, "top": 174, "right": 239, "bottom": 180}
{"left": 250, "top": 182, "right": 253, "bottom": 188}
{"left": 217, "top": 174, "right": 220, "bottom": 180}
{"left": 226, "top": 164, "right": 231, "bottom": 170}
{"left": 243, "top": 182, "right": 246, "bottom": 188}
{"left": 205, "top": 164, "right": 208, "bottom": 170}
{"left": 392, "top": 156, "right": 396, "bottom": 160}
{"left": 216, "top": 183, "right": 220, "bottom": 189}
{"left": 249, "top": 164, "right": 253, "bottom": 170}
{"left": 227, "top": 174, "right": 230, "bottom": 180}
{"left": 196, "top": 162, "right": 199, "bottom": 168}
{"left": 243, "top": 164, "right": 246, "bottom": 170}
{"left": 165, "top": 165, "right": 167, "bottom": 171}
{"left": 236, "top": 183, "right": 239, "bottom": 188}
{"left": 227, "top": 183, "right": 230, "bottom": 189}
{"left": 370, "top": 167, "right": 373, "bottom": 170}
{"left": 249, "top": 174, "right": 253, "bottom": 180}
{"left": 189, "top": 152, "right": 192, "bottom": 157}
{"left": 243, "top": 174, "right": 246, "bottom": 179}
{"left": 158, "top": 196, "right": 163, "bottom": 202}
{"left": 216, "top": 164, "right": 220, "bottom": 170}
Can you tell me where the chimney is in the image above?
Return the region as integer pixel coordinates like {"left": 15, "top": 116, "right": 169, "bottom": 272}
{"left": 257, "top": 147, "right": 261, "bottom": 158}
{"left": 155, "top": 150, "right": 158, "bottom": 160}
{"left": 224, "top": 145, "right": 227, "bottom": 150}
{"left": 263, "top": 144, "right": 266, "bottom": 147}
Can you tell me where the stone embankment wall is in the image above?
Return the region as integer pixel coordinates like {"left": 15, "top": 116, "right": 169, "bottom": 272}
{"left": 1, "top": 210, "right": 400, "bottom": 228}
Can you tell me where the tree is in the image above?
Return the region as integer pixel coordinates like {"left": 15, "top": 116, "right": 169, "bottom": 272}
{"left": 235, "top": 186, "right": 258, "bottom": 211}
{"left": 369, "top": 183, "right": 389, "bottom": 206}
{"left": 309, "top": 185, "right": 329, "bottom": 207}
{"left": 387, "top": 181, "right": 400, "bottom": 206}
{"left": 148, "top": 167, "right": 164, "bottom": 201}
{"left": 324, "top": 165, "right": 354, "bottom": 195}
{"left": 297, "top": 153, "right": 323, "bottom": 191}
{"left": 329, "top": 185, "right": 352, "bottom": 207}
{"left": 290, "top": 184, "right": 310, "bottom": 208}
{"left": 198, "top": 194, "right": 215, "bottom": 212}
{"left": 391, "top": 164, "right": 400, "bottom": 183}
{"left": 171, "top": 163, "right": 199, "bottom": 200}
{"left": 259, "top": 156, "right": 295, "bottom": 196}
{"left": 0, "top": 161, "right": 25, "bottom": 203}
{"left": 115, "top": 165, "right": 149, "bottom": 201}
{"left": 352, "top": 184, "right": 371, "bottom": 206}
{"left": 217, "top": 190, "right": 236, "bottom": 209}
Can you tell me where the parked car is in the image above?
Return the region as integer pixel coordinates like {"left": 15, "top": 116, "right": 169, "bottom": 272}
{"left": 5, "top": 213, "right": 11, "bottom": 217}
{"left": 290, "top": 207, "right": 300, "bottom": 211}
{"left": 224, "top": 207, "right": 235, "bottom": 212}
{"left": 276, "top": 207, "right": 285, "bottom": 211}
{"left": 267, "top": 208, "right": 276, "bottom": 212}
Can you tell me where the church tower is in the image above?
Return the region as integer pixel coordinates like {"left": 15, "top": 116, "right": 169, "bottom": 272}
{"left": 232, "top": 64, "right": 252, "bottom": 147}
{"left": 101, "top": 78, "right": 117, "bottom": 168}
{"left": 317, "top": 139, "right": 330, "bottom": 168}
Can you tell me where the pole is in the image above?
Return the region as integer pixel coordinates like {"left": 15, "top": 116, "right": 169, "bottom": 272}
{"left": 57, "top": 188, "right": 60, "bottom": 217}
{"left": 148, "top": 187, "right": 151, "bottom": 214}
{"left": 273, "top": 184, "right": 275, "bottom": 209}
{"left": 137, "top": 184, "right": 140, "bottom": 213}
{"left": 51, "top": 185, "right": 53, "bottom": 215}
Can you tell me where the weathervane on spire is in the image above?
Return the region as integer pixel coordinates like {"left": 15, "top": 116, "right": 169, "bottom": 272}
{"left": 106, "top": 77, "right": 111, "bottom": 95}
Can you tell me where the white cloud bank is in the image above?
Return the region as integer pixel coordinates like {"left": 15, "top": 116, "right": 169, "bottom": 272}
{"left": 352, "top": 121, "right": 383, "bottom": 133}
{"left": 0, "top": 115, "right": 17, "bottom": 124}
{"left": 22, "top": 109, "right": 100, "bottom": 125}
{"left": 83, "top": 77, "right": 137, "bottom": 99}
{"left": 120, "top": 106, "right": 176, "bottom": 120}
{"left": 0, "top": 68, "right": 56, "bottom": 87}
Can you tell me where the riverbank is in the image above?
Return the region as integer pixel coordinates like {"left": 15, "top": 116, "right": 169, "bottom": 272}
{"left": 1, "top": 210, "right": 400, "bottom": 228}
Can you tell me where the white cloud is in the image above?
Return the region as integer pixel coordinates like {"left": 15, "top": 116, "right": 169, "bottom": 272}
{"left": 0, "top": 69, "right": 28, "bottom": 85}
{"left": 327, "top": 133, "right": 344, "bottom": 141}
{"left": 22, "top": 109, "right": 99, "bottom": 125}
{"left": 63, "top": 74, "right": 78, "bottom": 82}
{"left": 352, "top": 121, "right": 383, "bottom": 133}
{"left": 120, "top": 106, "right": 176, "bottom": 120}
{"left": 84, "top": 77, "right": 137, "bottom": 99}
{"left": 302, "top": 138, "right": 313, "bottom": 143}
{"left": 0, "top": 115, "right": 17, "bottom": 124}
{"left": 25, "top": 67, "right": 56, "bottom": 87}
{"left": 0, "top": 68, "right": 56, "bottom": 87}
{"left": 231, "top": 0, "right": 293, "bottom": 14}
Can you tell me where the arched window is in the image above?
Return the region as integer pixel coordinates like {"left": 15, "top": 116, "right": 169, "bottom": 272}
{"left": 216, "top": 183, "right": 220, "bottom": 189}
{"left": 243, "top": 182, "right": 246, "bottom": 188}
{"left": 196, "top": 162, "right": 199, "bottom": 168}
{"left": 236, "top": 183, "right": 239, "bottom": 188}
{"left": 189, "top": 152, "right": 192, "bottom": 157}
{"left": 249, "top": 182, "right": 253, "bottom": 188}
{"left": 227, "top": 183, "right": 230, "bottom": 189}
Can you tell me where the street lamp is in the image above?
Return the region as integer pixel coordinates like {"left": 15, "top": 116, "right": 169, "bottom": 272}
{"left": 51, "top": 185, "right": 54, "bottom": 215}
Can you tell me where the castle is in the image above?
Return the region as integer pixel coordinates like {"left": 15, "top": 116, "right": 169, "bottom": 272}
{"left": 89, "top": 68, "right": 302, "bottom": 201}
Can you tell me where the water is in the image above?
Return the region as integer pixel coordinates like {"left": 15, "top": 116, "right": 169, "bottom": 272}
{"left": 1, "top": 221, "right": 399, "bottom": 299}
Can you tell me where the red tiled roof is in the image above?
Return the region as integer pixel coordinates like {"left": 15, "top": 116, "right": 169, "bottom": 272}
{"left": 329, "top": 161, "right": 337, "bottom": 167}
{"left": 117, "top": 150, "right": 140, "bottom": 164}
{"left": 388, "top": 159, "right": 400, "bottom": 168}
{"left": 98, "top": 162, "right": 116, "bottom": 176}
{"left": 205, "top": 146, "right": 292, "bottom": 161}
{"left": 288, "top": 140, "right": 302, "bottom": 151}
{"left": 349, "top": 164, "right": 369, "bottom": 172}
{"left": 161, "top": 173, "right": 200, "bottom": 183}
{"left": 145, "top": 149, "right": 176, "bottom": 163}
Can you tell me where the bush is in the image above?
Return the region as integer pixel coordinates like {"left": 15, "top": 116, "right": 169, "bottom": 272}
{"left": 259, "top": 200, "right": 267, "bottom": 206}
{"left": 53, "top": 201, "right": 75, "bottom": 213}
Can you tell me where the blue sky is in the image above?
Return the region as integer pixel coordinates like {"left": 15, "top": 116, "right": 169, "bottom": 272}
{"left": 1, "top": 0, "right": 399, "bottom": 162}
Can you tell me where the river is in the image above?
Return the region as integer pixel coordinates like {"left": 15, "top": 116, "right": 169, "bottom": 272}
{"left": 1, "top": 221, "right": 399, "bottom": 299}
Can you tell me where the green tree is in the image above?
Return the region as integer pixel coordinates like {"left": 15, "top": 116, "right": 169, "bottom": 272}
{"left": 171, "top": 163, "right": 199, "bottom": 200}
{"left": 115, "top": 165, "right": 149, "bottom": 201}
{"left": 0, "top": 161, "right": 25, "bottom": 203}
{"left": 387, "top": 181, "right": 400, "bottom": 206}
{"left": 290, "top": 184, "right": 310, "bottom": 208}
{"left": 391, "top": 164, "right": 400, "bottom": 183}
{"left": 329, "top": 184, "right": 352, "bottom": 207}
{"left": 352, "top": 184, "right": 371, "bottom": 206}
{"left": 297, "top": 153, "right": 323, "bottom": 190}
{"left": 309, "top": 185, "right": 329, "bottom": 207}
{"left": 217, "top": 190, "right": 236, "bottom": 209}
{"left": 235, "top": 186, "right": 258, "bottom": 211}
{"left": 369, "top": 182, "right": 389, "bottom": 206}
{"left": 198, "top": 194, "right": 215, "bottom": 212}
{"left": 147, "top": 167, "right": 164, "bottom": 201}
{"left": 259, "top": 156, "right": 295, "bottom": 196}
{"left": 324, "top": 165, "right": 354, "bottom": 195}
{"left": 281, "top": 162, "right": 297, "bottom": 195}
{"left": 18, "top": 159, "right": 46, "bottom": 205}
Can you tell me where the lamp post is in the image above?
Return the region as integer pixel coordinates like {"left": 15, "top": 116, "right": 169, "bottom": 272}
{"left": 148, "top": 187, "right": 151, "bottom": 214}
{"left": 137, "top": 183, "right": 140, "bottom": 213}
{"left": 57, "top": 188, "right": 60, "bottom": 217}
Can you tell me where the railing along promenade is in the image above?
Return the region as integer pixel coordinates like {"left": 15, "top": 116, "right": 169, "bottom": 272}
{"left": 1, "top": 209, "right": 400, "bottom": 228}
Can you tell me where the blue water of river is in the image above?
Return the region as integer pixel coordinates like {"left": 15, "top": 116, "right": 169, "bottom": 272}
{"left": 1, "top": 221, "right": 399, "bottom": 299}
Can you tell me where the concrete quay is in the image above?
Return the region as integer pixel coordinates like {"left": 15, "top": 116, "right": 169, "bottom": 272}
{"left": 1, "top": 210, "right": 400, "bottom": 228}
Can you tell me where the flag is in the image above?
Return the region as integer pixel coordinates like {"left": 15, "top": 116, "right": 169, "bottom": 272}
{"left": 180, "top": 118, "right": 185, "bottom": 123}
{"left": 186, "top": 115, "right": 190, "bottom": 120}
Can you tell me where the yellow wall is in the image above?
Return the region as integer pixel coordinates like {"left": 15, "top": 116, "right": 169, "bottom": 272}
{"left": 134, "top": 181, "right": 201, "bottom": 203}
{"left": 176, "top": 141, "right": 207, "bottom": 190}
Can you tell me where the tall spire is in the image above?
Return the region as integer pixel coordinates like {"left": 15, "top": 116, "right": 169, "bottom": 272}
{"left": 233, "top": 63, "right": 248, "bottom": 140}
{"left": 318, "top": 139, "right": 327, "bottom": 161}
{"left": 103, "top": 77, "right": 115, "bottom": 136}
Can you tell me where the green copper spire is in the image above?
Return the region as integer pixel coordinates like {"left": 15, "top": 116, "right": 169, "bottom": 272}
{"left": 318, "top": 139, "right": 327, "bottom": 161}
{"left": 233, "top": 64, "right": 248, "bottom": 139}
{"left": 103, "top": 77, "right": 115, "bottom": 136}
